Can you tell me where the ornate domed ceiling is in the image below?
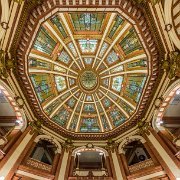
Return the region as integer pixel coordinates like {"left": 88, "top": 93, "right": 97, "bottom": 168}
{"left": 15, "top": 0, "right": 160, "bottom": 139}
{"left": 28, "top": 12, "right": 148, "bottom": 133}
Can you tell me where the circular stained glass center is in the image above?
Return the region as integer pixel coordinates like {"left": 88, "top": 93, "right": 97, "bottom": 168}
{"left": 80, "top": 71, "right": 97, "bottom": 90}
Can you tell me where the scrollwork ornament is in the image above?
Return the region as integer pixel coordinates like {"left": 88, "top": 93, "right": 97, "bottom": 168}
{"left": 133, "top": 0, "right": 161, "bottom": 5}
{"left": 138, "top": 120, "right": 150, "bottom": 135}
{"left": 0, "top": 49, "right": 15, "bottom": 79}
{"left": 162, "top": 51, "right": 180, "bottom": 80}
{"left": 62, "top": 138, "right": 74, "bottom": 152}
{"left": 29, "top": 119, "right": 43, "bottom": 133}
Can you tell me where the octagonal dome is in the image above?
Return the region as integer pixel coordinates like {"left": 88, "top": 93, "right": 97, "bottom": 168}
{"left": 27, "top": 12, "right": 149, "bottom": 133}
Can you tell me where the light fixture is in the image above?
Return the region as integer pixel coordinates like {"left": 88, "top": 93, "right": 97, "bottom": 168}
{"left": 0, "top": 177, "right": 5, "bottom": 180}
{"left": 76, "top": 152, "right": 81, "bottom": 156}
{"left": 176, "top": 89, "right": 180, "bottom": 95}
{"left": 99, "top": 152, "right": 104, "bottom": 156}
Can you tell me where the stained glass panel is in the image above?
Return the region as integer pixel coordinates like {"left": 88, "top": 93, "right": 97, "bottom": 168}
{"left": 33, "top": 27, "right": 56, "bottom": 55}
{"left": 30, "top": 74, "right": 54, "bottom": 103}
{"left": 84, "top": 58, "right": 93, "bottom": 64}
{"left": 109, "top": 108, "right": 126, "bottom": 127}
{"left": 110, "top": 65, "right": 123, "bottom": 73}
{"left": 70, "top": 13, "right": 106, "bottom": 31}
{"left": 120, "top": 28, "right": 142, "bottom": 55}
{"left": 68, "top": 42, "right": 77, "bottom": 57}
{"left": 29, "top": 58, "right": 51, "bottom": 70}
{"left": 52, "top": 107, "right": 70, "bottom": 127}
{"left": 83, "top": 104, "right": 96, "bottom": 112}
{"left": 57, "top": 50, "right": 71, "bottom": 64}
{"left": 55, "top": 76, "right": 66, "bottom": 92}
{"left": 78, "top": 39, "right": 97, "bottom": 53}
{"left": 106, "top": 50, "right": 119, "bottom": 64}
{"left": 69, "top": 115, "right": 78, "bottom": 131}
{"left": 99, "top": 42, "right": 109, "bottom": 57}
{"left": 109, "top": 15, "right": 124, "bottom": 38}
{"left": 112, "top": 76, "right": 123, "bottom": 92}
{"left": 50, "top": 15, "right": 68, "bottom": 39}
{"left": 101, "top": 115, "right": 110, "bottom": 131}
{"left": 124, "top": 75, "right": 146, "bottom": 103}
{"left": 80, "top": 117, "right": 100, "bottom": 132}
{"left": 127, "top": 59, "right": 147, "bottom": 69}
{"left": 54, "top": 65, "right": 66, "bottom": 73}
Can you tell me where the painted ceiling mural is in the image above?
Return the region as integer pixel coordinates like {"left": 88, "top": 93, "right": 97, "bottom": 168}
{"left": 28, "top": 12, "right": 149, "bottom": 133}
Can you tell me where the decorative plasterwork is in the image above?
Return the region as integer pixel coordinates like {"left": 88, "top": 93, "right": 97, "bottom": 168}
{"left": 14, "top": 0, "right": 160, "bottom": 140}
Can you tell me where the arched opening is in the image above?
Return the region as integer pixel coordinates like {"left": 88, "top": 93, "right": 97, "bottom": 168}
{"left": 124, "top": 140, "right": 151, "bottom": 166}
{"left": 30, "top": 140, "right": 56, "bottom": 165}
{"left": 0, "top": 82, "right": 26, "bottom": 159}
{"left": 69, "top": 146, "right": 111, "bottom": 178}
{"left": 153, "top": 80, "right": 180, "bottom": 154}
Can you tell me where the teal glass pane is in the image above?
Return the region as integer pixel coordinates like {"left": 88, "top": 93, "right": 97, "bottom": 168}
{"left": 58, "top": 50, "right": 71, "bottom": 64}
{"left": 99, "top": 42, "right": 109, "bottom": 57}
{"left": 44, "top": 99, "right": 61, "bottom": 115}
{"left": 70, "top": 13, "right": 106, "bottom": 31}
{"left": 108, "top": 15, "right": 124, "bottom": 38}
{"left": 54, "top": 76, "right": 66, "bottom": 92}
{"left": 80, "top": 117, "right": 100, "bottom": 132}
{"left": 68, "top": 42, "right": 77, "bottom": 57}
{"left": 84, "top": 58, "right": 93, "bottom": 64}
{"left": 78, "top": 39, "right": 98, "bottom": 53}
{"left": 69, "top": 115, "right": 78, "bottom": 131}
{"left": 109, "top": 108, "right": 126, "bottom": 127}
{"left": 101, "top": 115, "right": 110, "bottom": 131}
{"left": 33, "top": 27, "right": 56, "bottom": 55}
{"left": 50, "top": 15, "right": 68, "bottom": 38}
{"left": 120, "top": 28, "right": 142, "bottom": 55}
{"left": 52, "top": 107, "right": 70, "bottom": 127}
{"left": 83, "top": 104, "right": 96, "bottom": 113}
{"left": 127, "top": 59, "right": 147, "bottom": 69}
{"left": 30, "top": 74, "right": 54, "bottom": 103}
{"left": 106, "top": 50, "right": 119, "bottom": 64}
{"left": 112, "top": 76, "right": 123, "bottom": 92}
{"left": 124, "top": 75, "right": 147, "bottom": 103}
{"left": 29, "top": 58, "right": 51, "bottom": 70}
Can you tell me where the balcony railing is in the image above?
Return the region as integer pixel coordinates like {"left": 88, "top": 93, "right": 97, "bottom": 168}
{"left": 74, "top": 169, "right": 107, "bottom": 177}
{"left": 26, "top": 158, "right": 52, "bottom": 172}
{"left": 128, "top": 158, "right": 154, "bottom": 173}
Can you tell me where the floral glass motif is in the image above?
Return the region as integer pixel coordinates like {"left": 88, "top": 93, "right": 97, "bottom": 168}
{"left": 33, "top": 27, "right": 56, "bottom": 55}
{"left": 78, "top": 39, "right": 98, "bottom": 53}
{"left": 120, "top": 28, "right": 142, "bottom": 55}
{"left": 54, "top": 65, "right": 66, "bottom": 73}
{"left": 67, "top": 97, "right": 76, "bottom": 108}
{"left": 109, "top": 15, "right": 124, "bottom": 38}
{"left": 68, "top": 42, "right": 77, "bottom": 57}
{"left": 109, "top": 108, "right": 126, "bottom": 127}
{"left": 29, "top": 58, "right": 51, "bottom": 70}
{"left": 103, "top": 98, "right": 111, "bottom": 108}
{"left": 80, "top": 117, "right": 100, "bottom": 132}
{"left": 84, "top": 58, "right": 93, "bottom": 65}
{"left": 50, "top": 15, "right": 68, "bottom": 38}
{"left": 125, "top": 75, "right": 146, "bottom": 103}
{"left": 127, "top": 59, "right": 147, "bottom": 69}
{"left": 83, "top": 104, "right": 96, "bottom": 112}
{"left": 55, "top": 76, "right": 66, "bottom": 92}
{"left": 106, "top": 50, "right": 119, "bottom": 64}
{"left": 52, "top": 107, "right": 70, "bottom": 127}
{"left": 30, "top": 74, "right": 53, "bottom": 103}
{"left": 99, "top": 42, "right": 109, "bottom": 57}
{"left": 112, "top": 76, "right": 123, "bottom": 92}
{"left": 58, "top": 50, "right": 71, "bottom": 64}
{"left": 70, "top": 13, "right": 106, "bottom": 31}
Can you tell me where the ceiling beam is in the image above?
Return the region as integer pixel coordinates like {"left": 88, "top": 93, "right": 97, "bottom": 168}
{"left": 29, "top": 52, "right": 78, "bottom": 75}
{"left": 44, "top": 21, "right": 81, "bottom": 70}
{"left": 95, "top": 93, "right": 113, "bottom": 130}
{"left": 66, "top": 93, "right": 83, "bottom": 130}
{"left": 43, "top": 85, "right": 78, "bottom": 109}
{"left": 92, "top": 13, "right": 116, "bottom": 68}
{"left": 99, "top": 53, "right": 147, "bottom": 75}
{"left": 101, "top": 69, "right": 148, "bottom": 79}
{"left": 59, "top": 13, "right": 85, "bottom": 69}
{"left": 99, "top": 89, "right": 129, "bottom": 118}
{"left": 100, "top": 85, "right": 136, "bottom": 110}
{"left": 95, "top": 23, "right": 131, "bottom": 71}
{"left": 92, "top": 94, "right": 104, "bottom": 132}
{"left": 50, "top": 89, "right": 79, "bottom": 118}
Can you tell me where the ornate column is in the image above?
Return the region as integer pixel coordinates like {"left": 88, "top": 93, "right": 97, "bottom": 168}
{"left": 119, "top": 150, "right": 129, "bottom": 177}
{"left": 105, "top": 155, "right": 112, "bottom": 177}
{"left": 115, "top": 148, "right": 127, "bottom": 180}
{"left": 68, "top": 155, "right": 75, "bottom": 177}
{"left": 0, "top": 126, "right": 38, "bottom": 179}
{"left": 108, "top": 149, "right": 117, "bottom": 180}
{"left": 64, "top": 149, "right": 73, "bottom": 180}
{"left": 144, "top": 127, "right": 180, "bottom": 179}
{"left": 51, "top": 150, "right": 61, "bottom": 175}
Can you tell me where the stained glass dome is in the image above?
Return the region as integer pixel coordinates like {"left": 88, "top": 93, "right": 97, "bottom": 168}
{"left": 27, "top": 12, "right": 149, "bottom": 133}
